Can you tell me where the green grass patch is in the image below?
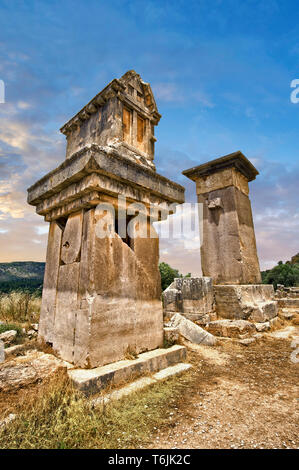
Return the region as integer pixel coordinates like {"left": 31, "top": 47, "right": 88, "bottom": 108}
{"left": 0, "top": 323, "right": 24, "bottom": 338}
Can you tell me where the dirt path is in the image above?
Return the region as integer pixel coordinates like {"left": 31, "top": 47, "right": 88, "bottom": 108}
{"left": 145, "top": 328, "right": 299, "bottom": 449}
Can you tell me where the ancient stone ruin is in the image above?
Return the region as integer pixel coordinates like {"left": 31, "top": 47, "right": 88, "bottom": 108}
{"left": 162, "top": 152, "right": 278, "bottom": 340}
{"left": 183, "top": 151, "right": 262, "bottom": 285}
{"left": 27, "top": 70, "right": 185, "bottom": 369}
{"left": 26, "top": 71, "right": 285, "bottom": 395}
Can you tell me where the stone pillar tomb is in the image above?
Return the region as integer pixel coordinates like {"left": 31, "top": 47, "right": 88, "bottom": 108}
{"left": 27, "top": 71, "right": 185, "bottom": 368}
{"left": 183, "top": 152, "right": 277, "bottom": 322}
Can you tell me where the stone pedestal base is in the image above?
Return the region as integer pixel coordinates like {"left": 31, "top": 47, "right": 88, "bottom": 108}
{"left": 68, "top": 345, "right": 187, "bottom": 396}
{"left": 162, "top": 277, "right": 215, "bottom": 324}
{"left": 214, "top": 284, "right": 277, "bottom": 322}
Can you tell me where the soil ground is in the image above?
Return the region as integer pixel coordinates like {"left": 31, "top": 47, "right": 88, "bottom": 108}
{"left": 144, "top": 328, "right": 299, "bottom": 449}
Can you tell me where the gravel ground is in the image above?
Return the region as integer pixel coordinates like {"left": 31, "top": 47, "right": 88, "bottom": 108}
{"left": 145, "top": 327, "right": 299, "bottom": 449}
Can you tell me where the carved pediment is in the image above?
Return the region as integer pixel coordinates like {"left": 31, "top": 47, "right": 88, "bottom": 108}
{"left": 119, "top": 70, "right": 159, "bottom": 117}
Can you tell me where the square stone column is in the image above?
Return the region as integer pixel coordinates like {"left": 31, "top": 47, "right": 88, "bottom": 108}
{"left": 183, "top": 151, "right": 261, "bottom": 285}
{"left": 183, "top": 152, "right": 278, "bottom": 323}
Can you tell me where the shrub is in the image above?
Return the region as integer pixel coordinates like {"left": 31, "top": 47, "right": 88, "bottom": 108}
{"left": 159, "top": 262, "right": 191, "bottom": 291}
{"left": 0, "top": 291, "right": 41, "bottom": 324}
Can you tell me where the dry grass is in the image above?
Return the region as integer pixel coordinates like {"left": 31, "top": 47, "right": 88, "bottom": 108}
{"left": 0, "top": 369, "right": 194, "bottom": 449}
{"left": 0, "top": 291, "right": 41, "bottom": 325}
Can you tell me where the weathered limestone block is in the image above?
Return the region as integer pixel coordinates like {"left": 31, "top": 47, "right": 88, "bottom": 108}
{"left": 277, "top": 298, "right": 299, "bottom": 311}
{"left": 54, "top": 263, "right": 80, "bottom": 363}
{"left": 0, "top": 330, "right": 17, "bottom": 345}
{"left": 0, "top": 340, "right": 4, "bottom": 364}
{"left": 239, "top": 338, "right": 256, "bottom": 346}
{"left": 4, "top": 343, "right": 27, "bottom": 359}
{"left": 164, "top": 327, "right": 179, "bottom": 344}
{"left": 163, "top": 277, "right": 215, "bottom": 322}
{"left": 60, "top": 211, "right": 83, "bottom": 264}
{"left": 38, "top": 221, "right": 62, "bottom": 344}
{"left": 255, "top": 322, "right": 270, "bottom": 332}
{"left": 183, "top": 152, "right": 261, "bottom": 285}
{"left": 170, "top": 313, "right": 217, "bottom": 345}
{"left": 68, "top": 345, "right": 187, "bottom": 395}
{"left": 214, "top": 284, "right": 277, "bottom": 322}
{"left": 0, "top": 351, "right": 66, "bottom": 392}
{"left": 275, "top": 285, "right": 299, "bottom": 299}
{"left": 207, "top": 319, "right": 256, "bottom": 338}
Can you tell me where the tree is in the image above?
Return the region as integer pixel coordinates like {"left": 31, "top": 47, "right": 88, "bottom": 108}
{"left": 159, "top": 262, "right": 191, "bottom": 291}
{"left": 262, "top": 258, "right": 299, "bottom": 289}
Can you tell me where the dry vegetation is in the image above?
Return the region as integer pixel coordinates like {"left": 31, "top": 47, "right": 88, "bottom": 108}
{"left": 0, "top": 330, "right": 298, "bottom": 449}
{"left": 0, "top": 369, "right": 194, "bottom": 449}
{"left": 0, "top": 291, "right": 40, "bottom": 326}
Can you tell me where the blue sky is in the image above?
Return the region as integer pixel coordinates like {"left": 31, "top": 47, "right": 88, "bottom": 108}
{"left": 0, "top": 0, "right": 298, "bottom": 274}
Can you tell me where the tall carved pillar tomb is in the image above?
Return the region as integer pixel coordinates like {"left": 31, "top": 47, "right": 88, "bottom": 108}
{"left": 28, "top": 71, "right": 185, "bottom": 367}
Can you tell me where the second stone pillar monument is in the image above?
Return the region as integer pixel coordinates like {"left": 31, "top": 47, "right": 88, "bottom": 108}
{"left": 183, "top": 152, "right": 277, "bottom": 322}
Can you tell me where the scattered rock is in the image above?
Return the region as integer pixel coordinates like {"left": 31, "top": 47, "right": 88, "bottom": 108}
{"left": 0, "top": 413, "right": 16, "bottom": 429}
{"left": 239, "top": 338, "right": 256, "bottom": 346}
{"left": 4, "top": 343, "right": 28, "bottom": 359}
{"left": 164, "top": 327, "right": 179, "bottom": 344}
{"left": 279, "top": 311, "right": 295, "bottom": 321}
{"left": 270, "top": 326, "right": 298, "bottom": 340}
{"left": 0, "top": 340, "right": 4, "bottom": 363}
{"left": 269, "top": 317, "right": 280, "bottom": 329}
{"left": 0, "top": 350, "right": 67, "bottom": 392}
{"left": 253, "top": 333, "right": 262, "bottom": 339}
{"left": 0, "top": 330, "right": 17, "bottom": 345}
{"left": 206, "top": 320, "right": 256, "bottom": 338}
{"left": 255, "top": 322, "right": 270, "bottom": 332}
{"left": 170, "top": 313, "right": 217, "bottom": 346}
{"left": 27, "top": 329, "right": 37, "bottom": 338}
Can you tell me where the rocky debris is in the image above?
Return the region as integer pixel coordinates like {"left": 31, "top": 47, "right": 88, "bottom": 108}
{"left": 4, "top": 343, "right": 28, "bottom": 359}
{"left": 206, "top": 319, "right": 256, "bottom": 338}
{"left": 269, "top": 317, "right": 281, "bottom": 329}
{"left": 169, "top": 313, "right": 217, "bottom": 346}
{"left": 163, "top": 277, "right": 215, "bottom": 323}
{"left": 27, "top": 329, "right": 37, "bottom": 338}
{"left": 0, "top": 330, "right": 17, "bottom": 345}
{"left": 0, "top": 350, "right": 67, "bottom": 392}
{"left": 214, "top": 285, "right": 278, "bottom": 323}
{"left": 253, "top": 333, "right": 263, "bottom": 339}
{"left": 255, "top": 322, "right": 270, "bottom": 332}
{"left": 275, "top": 286, "right": 299, "bottom": 324}
{"left": 279, "top": 311, "right": 295, "bottom": 320}
{"left": 0, "top": 340, "right": 4, "bottom": 363}
{"left": 270, "top": 326, "right": 299, "bottom": 340}
{"left": 239, "top": 338, "right": 256, "bottom": 346}
{"left": 0, "top": 413, "right": 16, "bottom": 429}
{"left": 164, "top": 327, "right": 179, "bottom": 344}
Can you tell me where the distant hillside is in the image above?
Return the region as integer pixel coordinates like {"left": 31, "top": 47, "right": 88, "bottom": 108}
{"left": 0, "top": 262, "right": 45, "bottom": 294}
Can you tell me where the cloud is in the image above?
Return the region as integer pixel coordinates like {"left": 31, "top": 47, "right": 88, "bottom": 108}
{"left": 152, "top": 82, "right": 214, "bottom": 107}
